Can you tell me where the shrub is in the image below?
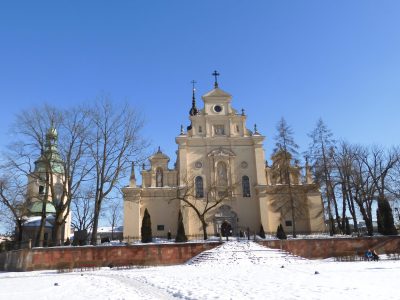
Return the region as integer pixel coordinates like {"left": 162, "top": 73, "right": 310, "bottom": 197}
{"left": 175, "top": 210, "right": 187, "bottom": 242}
{"left": 276, "top": 224, "right": 287, "bottom": 240}
{"left": 141, "top": 208, "right": 152, "bottom": 243}
{"left": 259, "top": 224, "right": 266, "bottom": 239}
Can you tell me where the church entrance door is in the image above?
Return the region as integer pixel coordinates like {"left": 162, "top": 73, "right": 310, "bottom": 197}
{"left": 220, "top": 220, "right": 232, "bottom": 237}
{"left": 214, "top": 205, "right": 237, "bottom": 236}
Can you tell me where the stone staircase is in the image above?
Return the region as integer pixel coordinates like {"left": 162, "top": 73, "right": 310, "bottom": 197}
{"left": 187, "top": 241, "right": 306, "bottom": 266}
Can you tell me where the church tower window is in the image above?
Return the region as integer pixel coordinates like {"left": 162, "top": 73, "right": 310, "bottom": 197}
{"left": 156, "top": 168, "right": 163, "bottom": 187}
{"left": 195, "top": 176, "right": 204, "bottom": 198}
{"left": 242, "top": 175, "right": 250, "bottom": 197}
{"left": 39, "top": 185, "right": 45, "bottom": 195}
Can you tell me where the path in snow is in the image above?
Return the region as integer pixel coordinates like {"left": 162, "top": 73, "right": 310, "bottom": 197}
{"left": 2, "top": 241, "right": 400, "bottom": 299}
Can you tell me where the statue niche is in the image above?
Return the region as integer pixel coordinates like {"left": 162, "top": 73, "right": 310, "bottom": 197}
{"left": 216, "top": 161, "right": 228, "bottom": 186}
{"left": 156, "top": 168, "right": 163, "bottom": 187}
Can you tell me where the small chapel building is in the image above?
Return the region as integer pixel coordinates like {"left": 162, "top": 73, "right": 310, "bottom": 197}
{"left": 123, "top": 75, "right": 325, "bottom": 240}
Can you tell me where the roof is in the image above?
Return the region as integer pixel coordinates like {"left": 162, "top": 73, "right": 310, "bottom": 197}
{"left": 202, "top": 87, "right": 232, "bottom": 98}
{"left": 150, "top": 148, "right": 170, "bottom": 160}
{"left": 29, "top": 201, "right": 56, "bottom": 215}
{"left": 23, "top": 215, "right": 54, "bottom": 227}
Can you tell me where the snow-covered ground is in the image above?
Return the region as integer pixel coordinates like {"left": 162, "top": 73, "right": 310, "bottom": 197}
{"left": 0, "top": 241, "right": 398, "bottom": 299}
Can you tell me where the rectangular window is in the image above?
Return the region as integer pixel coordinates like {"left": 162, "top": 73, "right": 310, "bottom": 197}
{"left": 39, "top": 185, "right": 45, "bottom": 195}
{"left": 236, "top": 125, "right": 240, "bottom": 133}
{"left": 157, "top": 225, "right": 165, "bottom": 231}
{"left": 285, "top": 220, "right": 292, "bottom": 227}
{"left": 199, "top": 126, "right": 202, "bottom": 133}
{"left": 214, "top": 125, "right": 225, "bottom": 135}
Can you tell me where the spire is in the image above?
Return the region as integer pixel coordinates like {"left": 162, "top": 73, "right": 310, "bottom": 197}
{"left": 254, "top": 124, "right": 260, "bottom": 135}
{"left": 34, "top": 126, "right": 64, "bottom": 174}
{"left": 45, "top": 127, "right": 58, "bottom": 150}
{"left": 212, "top": 70, "right": 220, "bottom": 88}
{"left": 129, "top": 161, "right": 137, "bottom": 187}
{"left": 189, "top": 80, "right": 198, "bottom": 116}
{"left": 305, "top": 156, "right": 314, "bottom": 184}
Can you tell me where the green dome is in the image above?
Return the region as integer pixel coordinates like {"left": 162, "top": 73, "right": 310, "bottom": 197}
{"left": 29, "top": 201, "right": 56, "bottom": 215}
{"left": 34, "top": 127, "right": 64, "bottom": 174}
{"left": 34, "top": 156, "right": 64, "bottom": 174}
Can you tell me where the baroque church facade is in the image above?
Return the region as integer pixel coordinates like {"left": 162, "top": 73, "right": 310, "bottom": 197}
{"left": 123, "top": 75, "right": 325, "bottom": 239}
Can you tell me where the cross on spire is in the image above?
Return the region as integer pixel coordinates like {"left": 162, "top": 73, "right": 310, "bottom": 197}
{"left": 189, "top": 79, "right": 199, "bottom": 116}
{"left": 191, "top": 80, "right": 196, "bottom": 91}
{"left": 191, "top": 80, "right": 197, "bottom": 99}
{"left": 212, "top": 70, "right": 220, "bottom": 88}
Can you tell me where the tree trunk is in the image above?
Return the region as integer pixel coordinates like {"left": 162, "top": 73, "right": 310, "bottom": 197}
{"left": 35, "top": 200, "right": 47, "bottom": 247}
{"left": 358, "top": 203, "right": 373, "bottom": 236}
{"left": 200, "top": 218, "right": 208, "bottom": 240}
{"left": 91, "top": 202, "right": 101, "bottom": 245}
{"left": 288, "top": 183, "right": 296, "bottom": 238}
{"left": 54, "top": 214, "right": 65, "bottom": 246}
{"left": 16, "top": 220, "right": 23, "bottom": 249}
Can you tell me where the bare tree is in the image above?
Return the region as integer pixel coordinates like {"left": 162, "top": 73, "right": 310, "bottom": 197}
{"left": 332, "top": 142, "right": 360, "bottom": 234}
{"left": 350, "top": 146, "right": 376, "bottom": 236}
{"left": 273, "top": 117, "right": 299, "bottom": 237}
{"left": 87, "top": 98, "right": 147, "bottom": 245}
{"left": 71, "top": 189, "right": 94, "bottom": 234}
{"left": 52, "top": 106, "right": 92, "bottom": 245}
{"left": 5, "top": 105, "right": 60, "bottom": 246}
{"left": 6, "top": 105, "right": 92, "bottom": 246}
{"left": 106, "top": 198, "right": 122, "bottom": 240}
{"left": 0, "top": 175, "right": 27, "bottom": 245}
{"left": 170, "top": 176, "right": 237, "bottom": 240}
{"left": 307, "top": 118, "right": 337, "bottom": 235}
{"left": 361, "top": 146, "right": 398, "bottom": 235}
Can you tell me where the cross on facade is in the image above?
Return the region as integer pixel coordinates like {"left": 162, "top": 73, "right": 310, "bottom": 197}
{"left": 212, "top": 70, "right": 220, "bottom": 88}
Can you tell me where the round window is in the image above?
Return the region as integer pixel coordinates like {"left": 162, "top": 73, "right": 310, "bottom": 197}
{"left": 214, "top": 105, "right": 222, "bottom": 113}
{"left": 195, "top": 161, "right": 203, "bottom": 169}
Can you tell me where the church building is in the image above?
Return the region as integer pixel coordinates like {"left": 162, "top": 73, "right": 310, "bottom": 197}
{"left": 21, "top": 127, "right": 71, "bottom": 245}
{"left": 123, "top": 73, "right": 325, "bottom": 240}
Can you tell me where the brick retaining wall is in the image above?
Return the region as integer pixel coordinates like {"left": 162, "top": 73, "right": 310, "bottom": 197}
{"left": 2, "top": 237, "right": 400, "bottom": 271}
{"left": 258, "top": 236, "right": 400, "bottom": 259}
{"left": 0, "top": 242, "right": 221, "bottom": 272}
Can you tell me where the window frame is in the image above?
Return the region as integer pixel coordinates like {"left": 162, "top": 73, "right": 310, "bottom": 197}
{"left": 242, "top": 175, "right": 251, "bottom": 197}
{"left": 195, "top": 176, "right": 204, "bottom": 198}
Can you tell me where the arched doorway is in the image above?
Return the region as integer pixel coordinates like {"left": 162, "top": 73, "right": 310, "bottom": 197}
{"left": 220, "top": 220, "right": 232, "bottom": 237}
{"left": 214, "top": 205, "right": 237, "bottom": 236}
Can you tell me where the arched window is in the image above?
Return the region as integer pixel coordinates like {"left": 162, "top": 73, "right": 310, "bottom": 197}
{"left": 195, "top": 176, "right": 204, "bottom": 198}
{"left": 156, "top": 168, "right": 163, "bottom": 187}
{"left": 242, "top": 175, "right": 250, "bottom": 197}
{"left": 216, "top": 162, "right": 228, "bottom": 186}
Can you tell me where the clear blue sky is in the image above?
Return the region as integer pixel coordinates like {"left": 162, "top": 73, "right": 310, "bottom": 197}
{"left": 1, "top": 0, "right": 399, "bottom": 166}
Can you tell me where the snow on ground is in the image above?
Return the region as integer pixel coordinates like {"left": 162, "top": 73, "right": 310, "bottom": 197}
{"left": 1, "top": 241, "right": 399, "bottom": 300}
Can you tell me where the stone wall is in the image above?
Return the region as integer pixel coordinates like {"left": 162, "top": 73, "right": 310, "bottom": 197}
{"left": 258, "top": 236, "right": 400, "bottom": 259}
{"left": 2, "top": 237, "right": 400, "bottom": 272}
{"left": 0, "top": 242, "right": 221, "bottom": 272}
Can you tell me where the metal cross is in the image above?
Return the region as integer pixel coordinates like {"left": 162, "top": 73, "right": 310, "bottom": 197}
{"left": 191, "top": 80, "right": 197, "bottom": 91}
{"left": 212, "top": 70, "right": 220, "bottom": 88}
